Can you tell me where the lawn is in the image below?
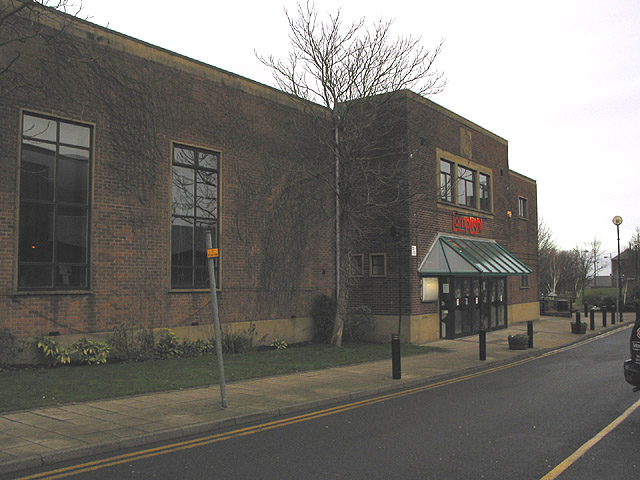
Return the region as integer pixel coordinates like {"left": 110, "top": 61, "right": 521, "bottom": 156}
{"left": 0, "top": 343, "right": 441, "bottom": 413}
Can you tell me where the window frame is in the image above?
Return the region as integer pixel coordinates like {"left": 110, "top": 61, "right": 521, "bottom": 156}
{"left": 478, "top": 172, "right": 492, "bottom": 212}
{"left": 457, "top": 165, "right": 476, "bottom": 208}
{"left": 520, "top": 275, "right": 530, "bottom": 289}
{"left": 518, "top": 196, "right": 528, "bottom": 219}
{"left": 369, "top": 253, "right": 387, "bottom": 278}
{"left": 437, "top": 150, "right": 493, "bottom": 214}
{"left": 439, "top": 159, "right": 454, "bottom": 203}
{"left": 170, "top": 143, "right": 221, "bottom": 291}
{"left": 17, "top": 111, "right": 93, "bottom": 292}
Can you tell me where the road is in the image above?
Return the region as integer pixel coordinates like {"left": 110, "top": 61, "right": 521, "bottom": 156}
{"left": 7, "top": 327, "right": 640, "bottom": 480}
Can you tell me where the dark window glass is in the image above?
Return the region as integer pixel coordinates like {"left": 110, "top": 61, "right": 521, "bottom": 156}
{"left": 457, "top": 166, "right": 475, "bottom": 207}
{"left": 370, "top": 254, "right": 386, "bottom": 277}
{"left": 18, "top": 113, "right": 91, "bottom": 290}
{"left": 440, "top": 159, "right": 453, "bottom": 202}
{"left": 20, "top": 141, "right": 55, "bottom": 201}
{"left": 479, "top": 173, "right": 491, "bottom": 212}
{"left": 519, "top": 197, "right": 528, "bottom": 218}
{"left": 171, "top": 144, "right": 220, "bottom": 288}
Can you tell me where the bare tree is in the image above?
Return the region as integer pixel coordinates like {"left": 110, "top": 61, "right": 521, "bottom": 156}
{"left": 258, "top": 1, "right": 445, "bottom": 345}
{"left": 588, "top": 236, "right": 603, "bottom": 287}
{"left": 0, "top": 0, "right": 82, "bottom": 97}
{"left": 537, "top": 218, "right": 557, "bottom": 295}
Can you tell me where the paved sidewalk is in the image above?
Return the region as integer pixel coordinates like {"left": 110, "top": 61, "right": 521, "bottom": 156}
{"left": 0, "top": 315, "right": 634, "bottom": 475}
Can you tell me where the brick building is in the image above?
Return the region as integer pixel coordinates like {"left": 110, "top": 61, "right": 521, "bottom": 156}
{"left": 0, "top": 4, "right": 538, "bottom": 350}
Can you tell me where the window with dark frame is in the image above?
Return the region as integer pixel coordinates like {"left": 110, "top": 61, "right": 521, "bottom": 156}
{"left": 439, "top": 159, "right": 453, "bottom": 202}
{"left": 457, "top": 165, "right": 476, "bottom": 208}
{"left": 171, "top": 144, "right": 220, "bottom": 289}
{"left": 479, "top": 173, "right": 491, "bottom": 212}
{"left": 520, "top": 275, "right": 530, "bottom": 288}
{"left": 518, "top": 197, "right": 528, "bottom": 218}
{"left": 369, "top": 253, "right": 386, "bottom": 277}
{"left": 18, "top": 113, "right": 91, "bottom": 290}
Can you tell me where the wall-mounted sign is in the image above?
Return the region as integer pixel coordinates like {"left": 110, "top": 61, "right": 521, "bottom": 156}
{"left": 452, "top": 212, "right": 484, "bottom": 235}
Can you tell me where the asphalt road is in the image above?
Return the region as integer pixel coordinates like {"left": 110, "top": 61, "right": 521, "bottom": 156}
{"left": 8, "top": 327, "right": 640, "bottom": 480}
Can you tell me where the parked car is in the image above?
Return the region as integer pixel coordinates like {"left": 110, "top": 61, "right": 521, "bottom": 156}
{"left": 624, "top": 317, "right": 640, "bottom": 389}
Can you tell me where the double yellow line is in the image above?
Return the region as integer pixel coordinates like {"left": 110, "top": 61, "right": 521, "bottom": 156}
{"left": 14, "top": 327, "right": 633, "bottom": 480}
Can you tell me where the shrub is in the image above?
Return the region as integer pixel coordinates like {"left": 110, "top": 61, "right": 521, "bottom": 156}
{"left": 108, "top": 323, "right": 139, "bottom": 362}
{"left": 72, "top": 337, "right": 110, "bottom": 365}
{"left": 155, "top": 329, "right": 183, "bottom": 359}
{"left": 0, "top": 328, "right": 22, "bottom": 367}
{"left": 311, "top": 294, "right": 336, "bottom": 343}
{"left": 181, "top": 338, "right": 216, "bottom": 357}
{"left": 343, "top": 305, "right": 373, "bottom": 343}
{"left": 221, "top": 323, "right": 264, "bottom": 354}
{"left": 36, "top": 337, "right": 72, "bottom": 366}
{"left": 270, "top": 338, "right": 288, "bottom": 350}
{"left": 135, "top": 327, "right": 156, "bottom": 361}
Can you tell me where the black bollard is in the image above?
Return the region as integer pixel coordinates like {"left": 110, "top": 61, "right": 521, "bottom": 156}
{"left": 584, "top": 303, "right": 588, "bottom": 317}
{"left": 575, "top": 311, "right": 581, "bottom": 333}
{"left": 602, "top": 309, "right": 607, "bottom": 327}
{"left": 527, "top": 320, "right": 534, "bottom": 348}
{"left": 590, "top": 310, "right": 595, "bottom": 330}
{"left": 391, "top": 334, "right": 401, "bottom": 379}
{"left": 612, "top": 307, "right": 616, "bottom": 325}
{"left": 479, "top": 329, "right": 486, "bottom": 361}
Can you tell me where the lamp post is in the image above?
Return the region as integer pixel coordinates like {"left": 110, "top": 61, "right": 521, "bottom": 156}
{"left": 613, "top": 216, "right": 623, "bottom": 322}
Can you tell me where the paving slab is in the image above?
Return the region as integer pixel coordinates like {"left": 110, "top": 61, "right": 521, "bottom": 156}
{"left": 0, "top": 316, "right": 634, "bottom": 476}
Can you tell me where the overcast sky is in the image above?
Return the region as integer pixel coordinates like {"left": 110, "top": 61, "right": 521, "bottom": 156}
{"left": 78, "top": 0, "right": 640, "bottom": 271}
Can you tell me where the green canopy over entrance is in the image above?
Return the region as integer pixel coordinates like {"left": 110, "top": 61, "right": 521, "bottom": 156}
{"left": 418, "top": 235, "right": 532, "bottom": 276}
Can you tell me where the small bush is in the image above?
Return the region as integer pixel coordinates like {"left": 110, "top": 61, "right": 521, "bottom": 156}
{"left": 72, "top": 337, "right": 110, "bottom": 365}
{"left": 270, "top": 338, "right": 288, "bottom": 350}
{"left": 343, "top": 305, "right": 373, "bottom": 343}
{"left": 108, "top": 323, "right": 139, "bottom": 362}
{"left": 311, "top": 294, "right": 336, "bottom": 343}
{"left": 181, "top": 338, "right": 216, "bottom": 357}
{"left": 155, "top": 329, "right": 183, "bottom": 359}
{"left": 135, "top": 328, "right": 156, "bottom": 361}
{"left": 221, "top": 323, "right": 264, "bottom": 354}
{"left": 0, "top": 328, "right": 22, "bottom": 367}
{"left": 36, "top": 337, "right": 72, "bottom": 366}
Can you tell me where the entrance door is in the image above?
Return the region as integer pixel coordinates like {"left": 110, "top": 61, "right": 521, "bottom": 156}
{"left": 440, "top": 276, "right": 508, "bottom": 339}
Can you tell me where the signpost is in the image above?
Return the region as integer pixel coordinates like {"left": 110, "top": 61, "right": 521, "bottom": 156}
{"left": 206, "top": 231, "right": 227, "bottom": 408}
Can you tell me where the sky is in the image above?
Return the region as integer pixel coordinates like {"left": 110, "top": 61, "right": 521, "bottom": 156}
{"left": 76, "top": 0, "right": 640, "bottom": 272}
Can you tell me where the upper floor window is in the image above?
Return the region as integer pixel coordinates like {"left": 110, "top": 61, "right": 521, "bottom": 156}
{"left": 369, "top": 253, "right": 387, "bottom": 277}
{"left": 457, "top": 165, "right": 476, "bottom": 208}
{"left": 518, "top": 197, "right": 528, "bottom": 218}
{"left": 18, "top": 113, "right": 92, "bottom": 290}
{"left": 439, "top": 159, "right": 453, "bottom": 202}
{"left": 479, "top": 173, "right": 491, "bottom": 212}
{"left": 171, "top": 144, "right": 220, "bottom": 289}
{"left": 438, "top": 154, "right": 492, "bottom": 213}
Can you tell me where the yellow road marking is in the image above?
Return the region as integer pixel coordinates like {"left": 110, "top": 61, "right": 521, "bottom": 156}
{"left": 540, "top": 396, "right": 640, "bottom": 480}
{"left": 13, "top": 326, "right": 632, "bottom": 480}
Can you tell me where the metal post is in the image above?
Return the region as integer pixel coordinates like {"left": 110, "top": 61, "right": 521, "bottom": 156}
{"left": 575, "top": 311, "right": 581, "bottom": 333}
{"left": 206, "top": 231, "right": 228, "bottom": 408}
{"left": 584, "top": 303, "right": 588, "bottom": 317}
{"left": 479, "top": 329, "right": 486, "bottom": 361}
{"left": 611, "top": 306, "right": 615, "bottom": 325}
{"left": 391, "top": 334, "right": 401, "bottom": 379}
{"left": 602, "top": 309, "right": 607, "bottom": 327}
{"left": 527, "top": 320, "right": 534, "bottom": 348}
{"left": 589, "top": 310, "right": 595, "bottom": 331}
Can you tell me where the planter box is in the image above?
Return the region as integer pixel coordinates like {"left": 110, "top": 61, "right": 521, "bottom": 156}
{"left": 508, "top": 335, "right": 529, "bottom": 350}
{"left": 570, "top": 322, "right": 587, "bottom": 334}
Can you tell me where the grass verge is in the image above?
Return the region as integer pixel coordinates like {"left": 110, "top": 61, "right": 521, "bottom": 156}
{"left": 0, "top": 343, "right": 441, "bottom": 413}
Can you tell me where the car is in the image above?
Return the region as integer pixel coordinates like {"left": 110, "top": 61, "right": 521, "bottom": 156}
{"left": 624, "top": 317, "right": 640, "bottom": 390}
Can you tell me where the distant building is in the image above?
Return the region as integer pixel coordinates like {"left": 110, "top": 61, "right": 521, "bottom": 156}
{"left": 0, "top": 3, "right": 538, "bottom": 347}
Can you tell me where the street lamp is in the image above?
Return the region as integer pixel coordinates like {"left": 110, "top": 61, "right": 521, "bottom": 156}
{"left": 613, "top": 216, "right": 623, "bottom": 322}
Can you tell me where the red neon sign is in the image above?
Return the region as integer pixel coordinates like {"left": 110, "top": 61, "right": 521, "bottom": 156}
{"left": 452, "top": 212, "right": 483, "bottom": 235}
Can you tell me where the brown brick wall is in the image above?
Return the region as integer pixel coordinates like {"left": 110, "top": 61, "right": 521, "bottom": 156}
{"left": 0, "top": 16, "right": 334, "bottom": 338}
